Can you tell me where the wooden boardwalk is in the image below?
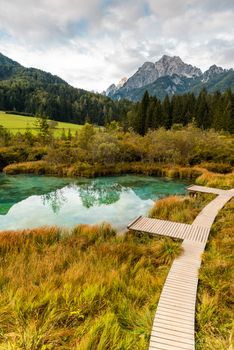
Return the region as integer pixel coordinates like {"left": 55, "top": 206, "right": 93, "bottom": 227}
{"left": 127, "top": 216, "right": 210, "bottom": 244}
{"left": 127, "top": 185, "right": 234, "bottom": 350}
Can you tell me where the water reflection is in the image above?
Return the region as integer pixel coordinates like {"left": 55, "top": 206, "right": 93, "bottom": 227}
{"left": 0, "top": 174, "right": 70, "bottom": 215}
{"left": 78, "top": 182, "right": 124, "bottom": 208}
{"left": 41, "top": 182, "right": 129, "bottom": 213}
{"left": 0, "top": 175, "right": 188, "bottom": 231}
{"left": 42, "top": 189, "right": 68, "bottom": 214}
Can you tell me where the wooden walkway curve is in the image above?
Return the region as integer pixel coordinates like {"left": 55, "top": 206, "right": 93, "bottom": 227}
{"left": 127, "top": 185, "right": 234, "bottom": 350}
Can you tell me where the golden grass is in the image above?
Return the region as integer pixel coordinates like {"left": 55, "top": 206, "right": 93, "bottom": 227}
{"left": 148, "top": 194, "right": 215, "bottom": 224}
{"left": 0, "top": 169, "right": 233, "bottom": 349}
{"left": 3, "top": 161, "right": 204, "bottom": 180}
{"left": 195, "top": 170, "right": 234, "bottom": 189}
{"left": 0, "top": 223, "right": 181, "bottom": 349}
{"left": 196, "top": 199, "right": 234, "bottom": 350}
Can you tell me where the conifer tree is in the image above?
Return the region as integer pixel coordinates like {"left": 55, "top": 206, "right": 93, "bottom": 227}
{"left": 162, "top": 95, "right": 172, "bottom": 129}
{"left": 195, "top": 89, "right": 211, "bottom": 129}
{"left": 136, "top": 91, "right": 149, "bottom": 135}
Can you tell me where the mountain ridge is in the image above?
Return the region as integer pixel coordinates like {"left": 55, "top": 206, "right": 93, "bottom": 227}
{"left": 106, "top": 55, "right": 233, "bottom": 101}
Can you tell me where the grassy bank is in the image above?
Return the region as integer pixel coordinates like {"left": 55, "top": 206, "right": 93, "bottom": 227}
{"left": 2, "top": 160, "right": 203, "bottom": 178}
{"left": 3, "top": 160, "right": 234, "bottom": 189}
{"left": 0, "top": 224, "right": 181, "bottom": 350}
{"left": 148, "top": 193, "right": 216, "bottom": 224}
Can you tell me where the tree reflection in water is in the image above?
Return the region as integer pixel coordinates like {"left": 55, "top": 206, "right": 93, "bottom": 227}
{"left": 42, "top": 189, "right": 68, "bottom": 214}
{"left": 41, "top": 182, "right": 128, "bottom": 213}
{"left": 78, "top": 182, "right": 126, "bottom": 208}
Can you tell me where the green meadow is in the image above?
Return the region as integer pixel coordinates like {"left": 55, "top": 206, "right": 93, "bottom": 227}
{"left": 0, "top": 111, "right": 82, "bottom": 136}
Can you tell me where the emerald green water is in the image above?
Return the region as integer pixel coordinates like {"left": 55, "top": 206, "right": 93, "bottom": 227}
{"left": 0, "top": 174, "right": 188, "bottom": 231}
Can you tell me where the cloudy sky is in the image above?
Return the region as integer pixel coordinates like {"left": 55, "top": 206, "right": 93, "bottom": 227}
{"left": 0, "top": 0, "right": 233, "bottom": 91}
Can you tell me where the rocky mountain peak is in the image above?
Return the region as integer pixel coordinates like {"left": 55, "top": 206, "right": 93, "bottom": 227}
{"left": 117, "top": 77, "right": 127, "bottom": 88}
{"left": 158, "top": 55, "right": 182, "bottom": 64}
{"left": 123, "top": 62, "right": 159, "bottom": 90}
{"left": 116, "top": 55, "right": 202, "bottom": 91}
{"left": 106, "top": 77, "right": 128, "bottom": 96}
{"left": 154, "top": 55, "right": 202, "bottom": 79}
{"left": 202, "top": 65, "right": 226, "bottom": 82}
{"left": 106, "top": 83, "right": 117, "bottom": 96}
{"left": 105, "top": 55, "right": 233, "bottom": 100}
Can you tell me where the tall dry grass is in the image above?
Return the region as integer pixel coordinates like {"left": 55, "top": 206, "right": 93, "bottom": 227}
{"left": 0, "top": 223, "right": 181, "bottom": 349}
{"left": 195, "top": 170, "right": 234, "bottom": 189}
{"left": 196, "top": 199, "right": 234, "bottom": 350}
{"left": 148, "top": 194, "right": 215, "bottom": 224}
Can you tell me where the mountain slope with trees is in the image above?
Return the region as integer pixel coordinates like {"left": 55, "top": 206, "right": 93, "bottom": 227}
{"left": 0, "top": 52, "right": 131, "bottom": 125}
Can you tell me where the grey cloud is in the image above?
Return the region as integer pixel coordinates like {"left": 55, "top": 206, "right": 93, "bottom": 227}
{"left": 0, "top": 0, "right": 101, "bottom": 45}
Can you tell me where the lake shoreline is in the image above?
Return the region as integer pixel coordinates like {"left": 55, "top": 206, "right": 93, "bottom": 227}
{"left": 2, "top": 160, "right": 234, "bottom": 190}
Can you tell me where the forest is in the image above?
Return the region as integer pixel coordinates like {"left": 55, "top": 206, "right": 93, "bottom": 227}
{"left": 126, "top": 89, "right": 234, "bottom": 134}
{"left": 0, "top": 80, "right": 233, "bottom": 134}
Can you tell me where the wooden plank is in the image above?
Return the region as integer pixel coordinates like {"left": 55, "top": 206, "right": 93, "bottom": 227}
{"left": 151, "top": 331, "right": 194, "bottom": 345}
{"left": 127, "top": 215, "right": 142, "bottom": 229}
{"left": 150, "top": 335, "right": 194, "bottom": 349}
{"left": 153, "top": 316, "right": 194, "bottom": 328}
{"left": 186, "top": 185, "right": 226, "bottom": 195}
{"left": 152, "top": 326, "right": 193, "bottom": 339}
{"left": 128, "top": 216, "right": 192, "bottom": 240}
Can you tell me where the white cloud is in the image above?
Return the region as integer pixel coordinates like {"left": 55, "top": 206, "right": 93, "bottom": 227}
{"left": 0, "top": 0, "right": 233, "bottom": 91}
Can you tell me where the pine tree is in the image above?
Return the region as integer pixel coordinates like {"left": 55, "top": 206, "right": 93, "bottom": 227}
{"left": 162, "top": 95, "right": 172, "bottom": 129}
{"left": 224, "top": 89, "right": 234, "bottom": 133}
{"left": 195, "top": 89, "right": 211, "bottom": 129}
{"left": 136, "top": 91, "right": 149, "bottom": 135}
{"left": 35, "top": 115, "right": 50, "bottom": 140}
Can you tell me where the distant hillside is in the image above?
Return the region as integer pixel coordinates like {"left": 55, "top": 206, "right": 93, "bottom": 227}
{"left": 106, "top": 55, "right": 234, "bottom": 101}
{"left": 0, "top": 53, "right": 130, "bottom": 125}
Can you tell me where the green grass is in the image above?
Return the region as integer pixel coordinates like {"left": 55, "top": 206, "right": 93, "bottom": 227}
{"left": 0, "top": 111, "right": 82, "bottom": 136}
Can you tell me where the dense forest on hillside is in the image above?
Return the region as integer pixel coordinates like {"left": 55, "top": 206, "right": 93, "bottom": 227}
{"left": 0, "top": 80, "right": 132, "bottom": 125}
{"left": 0, "top": 53, "right": 132, "bottom": 125}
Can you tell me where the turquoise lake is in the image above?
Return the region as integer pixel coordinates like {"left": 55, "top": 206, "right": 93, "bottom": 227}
{"left": 0, "top": 174, "right": 188, "bottom": 231}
